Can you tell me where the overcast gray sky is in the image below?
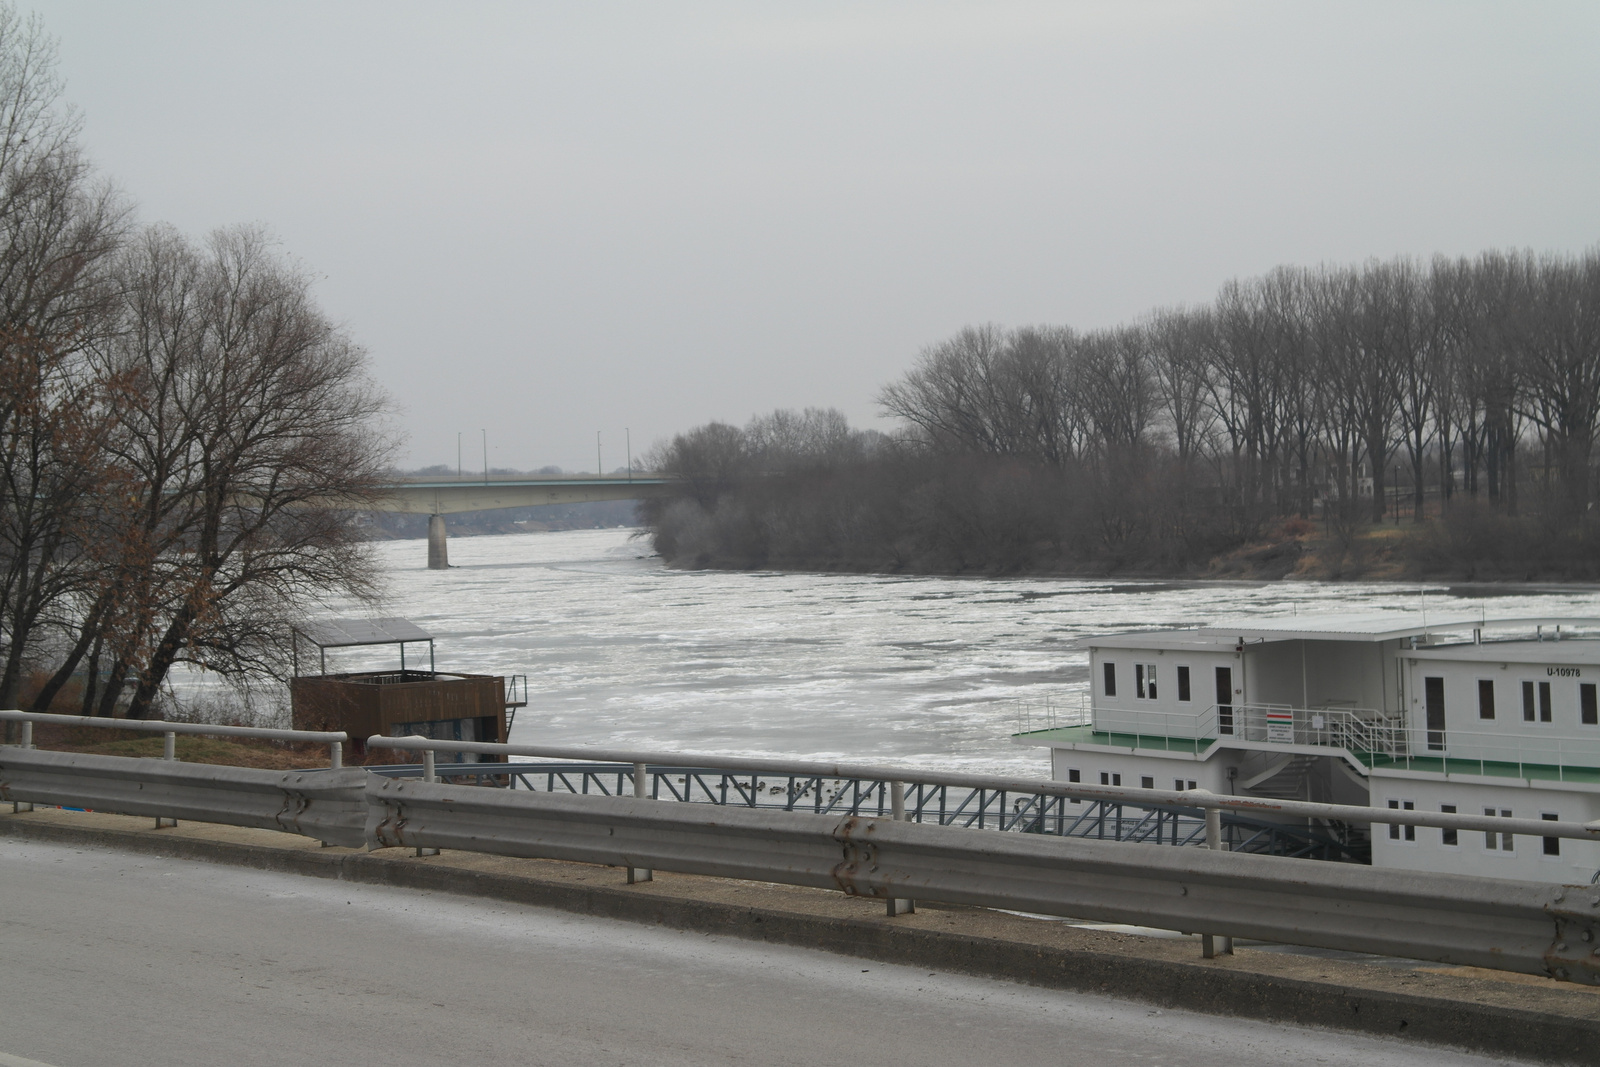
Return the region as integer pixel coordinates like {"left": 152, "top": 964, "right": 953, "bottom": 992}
{"left": 27, "top": 1, "right": 1600, "bottom": 472}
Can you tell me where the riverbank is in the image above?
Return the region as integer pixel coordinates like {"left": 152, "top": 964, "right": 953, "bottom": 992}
{"left": 650, "top": 518, "right": 1600, "bottom": 585}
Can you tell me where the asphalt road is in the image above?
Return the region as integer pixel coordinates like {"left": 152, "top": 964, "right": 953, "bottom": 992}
{"left": 0, "top": 838, "right": 1530, "bottom": 1067}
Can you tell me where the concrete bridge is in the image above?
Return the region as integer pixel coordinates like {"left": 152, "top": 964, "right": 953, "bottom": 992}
{"left": 371, "top": 475, "right": 670, "bottom": 568}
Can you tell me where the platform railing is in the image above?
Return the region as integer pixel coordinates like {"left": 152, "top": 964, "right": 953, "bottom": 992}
{"left": 0, "top": 710, "right": 348, "bottom": 768}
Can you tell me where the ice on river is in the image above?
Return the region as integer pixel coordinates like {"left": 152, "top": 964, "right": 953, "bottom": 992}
{"left": 242, "top": 528, "right": 1600, "bottom": 776}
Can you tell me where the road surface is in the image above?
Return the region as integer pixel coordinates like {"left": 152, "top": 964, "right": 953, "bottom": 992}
{"left": 0, "top": 838, "right": 1528, "bottom": 1067}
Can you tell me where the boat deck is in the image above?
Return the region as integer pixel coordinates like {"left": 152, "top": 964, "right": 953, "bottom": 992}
{"left": 1018, "top": 726, "right": 1600, "bottom": 783}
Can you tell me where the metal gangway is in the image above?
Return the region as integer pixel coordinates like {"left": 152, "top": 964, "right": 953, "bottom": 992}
{"left": 368, "top": 760, "right": 1367, "bottom": 862}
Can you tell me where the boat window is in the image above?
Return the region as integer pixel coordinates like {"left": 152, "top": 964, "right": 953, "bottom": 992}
{"left": 1477, "top": 679, "right": 1495, "bottom": 720}
{"left": 1440, "top": 804, "right": 1457, "bottom": 847}
{"left": 1522, "top": 681, "right": 1536, "bottom": 722}
{"left": 1103, "top": 662, "right": 1117, "bottom": 697}
{"left": 1135, "top": 663, "right": 1157, "bottom": 699}
{"left": 1099, "top": 771, "right": 1121, "bottom": 786}
{"left": 1176, "top": 665, "right": 1191, "bottom": 702}
{"left": 1387, "top": 799, "right": 1415, "bottom": 842}
{"left": 1140, "top": 776, "right": 1154, "bottom": 790}
{"left": 1067, "top": 768, "right": 1081, "bottom": 803}
{"left": 1542, "top": 812, "right": 1560, "bottom": 856}
{"left": 1484, "top": 807, "right": 1514, "bottom": 851}
{"left": 1539, "top": 681, "right": 1553, "bottom": 723}
{"left": 1582, "top": 683, "right": 1597, "bottom": 726}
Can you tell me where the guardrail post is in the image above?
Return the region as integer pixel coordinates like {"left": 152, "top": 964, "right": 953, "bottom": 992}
{"left": 887, "top": 781, "right": 914, "bottom": 916}
{"left": 317, "top": 740, "right": 346, "bottom": 847}
{"left": 155, "top": 731, "right": 179, "bottom": 828}
{"left": 628, "top": 761, "right": 653, "bottom": 884}
{"left": 416, "top": 749, "right": 440, "bottom": 857}
{"left": 1201, "top": 805, "right": 1232, "bottom": 957}
{"left": 13, "top": 719, "right": 33, "bottom": 812}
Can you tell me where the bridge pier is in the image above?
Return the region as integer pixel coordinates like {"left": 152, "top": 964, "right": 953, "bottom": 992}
{"left": 427, "top": 514, "right": 449, "bottom": 569}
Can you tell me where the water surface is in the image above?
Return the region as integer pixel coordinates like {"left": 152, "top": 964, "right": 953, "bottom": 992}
{"left": 291, "top": 529, "right": 1600, "bottom": 776}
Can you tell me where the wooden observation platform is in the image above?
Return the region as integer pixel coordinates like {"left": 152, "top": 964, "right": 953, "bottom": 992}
{"left": 289, "top": 617, "right": 526, "bottom": 758}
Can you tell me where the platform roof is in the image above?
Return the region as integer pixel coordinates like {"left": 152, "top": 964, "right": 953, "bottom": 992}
{"left": 292, "top": 617, "right": 433, "bottom": 649}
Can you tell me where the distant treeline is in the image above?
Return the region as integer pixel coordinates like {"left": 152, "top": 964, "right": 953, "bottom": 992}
{"left": 644, "top": 249, "right": 1600, "bottom": 579}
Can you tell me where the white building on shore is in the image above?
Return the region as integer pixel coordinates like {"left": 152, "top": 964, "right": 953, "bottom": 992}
{"left": 1016, "top": 615, "right": 1600, "bottom": 883}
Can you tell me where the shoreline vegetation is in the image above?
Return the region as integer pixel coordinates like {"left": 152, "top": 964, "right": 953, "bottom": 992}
{"left": 646, "top": 500, "right": 1600, "bottom": 585}
{"left": 642, "top": 249, "right": 1600, "bottom": 587}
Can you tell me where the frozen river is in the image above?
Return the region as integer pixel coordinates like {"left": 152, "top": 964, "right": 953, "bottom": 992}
{"left": 302, "top": 528, "right": 1600, "bottom": 776}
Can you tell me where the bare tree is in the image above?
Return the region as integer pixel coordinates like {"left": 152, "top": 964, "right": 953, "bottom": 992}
{"left": 0, "top": 5, "right": 127, "bottom": 708}
{"left": 1145, "top": 307, "right": 1216, "bottom": 473}
{"left": 1385, "top": 258, "right": 1437, "bottom": 522}
{"left": 1508, "top": 251, "right": 1600, "bottom": 520}
{"left": 73, "top": 225, "right": 393, "bottom": 718}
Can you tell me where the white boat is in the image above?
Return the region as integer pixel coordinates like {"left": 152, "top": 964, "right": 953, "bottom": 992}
{"left": 1016, "top": 614, "right": 1600, "bottom": 882}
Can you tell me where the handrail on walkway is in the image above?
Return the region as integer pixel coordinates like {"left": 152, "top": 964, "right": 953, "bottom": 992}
{"left": 369, "top": 734, "right": 1600, "bottom": 844}
{"left": 2, "top": 710, "right": 347, "bottom": 768}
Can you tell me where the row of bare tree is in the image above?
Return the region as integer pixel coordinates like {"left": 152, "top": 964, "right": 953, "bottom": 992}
{"left": 0, "top": 8, "right": 390, "bottom": 716}
{"left": 882, "top": 252, "right": 1600, "bottom": 529}
{"left": 645, "top": 252, "right": 1600, "bottom": 576}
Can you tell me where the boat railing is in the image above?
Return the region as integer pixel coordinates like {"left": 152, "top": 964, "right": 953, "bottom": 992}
{"left": 1383, "top": 725, "right": 1600, "bottom": 782}
{"left": 1218, "top": 703, "right": 1409, "bottom": 757}
{"left": 1013, "top": 692, "right": 1090, "bottom": 733}
{"left": 1035, "top": 698, "right": 1600, "bottom": 778}
{"left": 1033, "top": 702, "right": 1409, "bottom": 758}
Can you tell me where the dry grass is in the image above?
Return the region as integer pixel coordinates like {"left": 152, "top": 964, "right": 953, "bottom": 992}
{"left": 23, "top": 725, "right": 341, "bottom": 770}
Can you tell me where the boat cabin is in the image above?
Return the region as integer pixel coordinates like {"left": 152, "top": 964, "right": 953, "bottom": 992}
{"left": 1021, "top": 614, "right": 1600, "bottom": 882}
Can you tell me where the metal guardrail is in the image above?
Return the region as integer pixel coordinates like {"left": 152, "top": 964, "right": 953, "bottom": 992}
{"left": 363, "top": 776, "right": 1600, "bottom": 984}
{"left": 4, "top": 742, "right": 1600, "bottom": 983}
{"left": 0, "top": 710, "right": 348, "bottom": 767}
{"left": 367, "top": 761, "right": 1365, "bottom": 862}
{"left": 0, "top": 748, "right": 366, "bottom": 846}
